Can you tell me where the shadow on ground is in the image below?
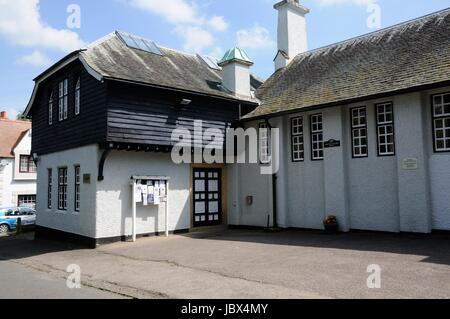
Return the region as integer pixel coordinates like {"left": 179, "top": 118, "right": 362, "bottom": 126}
{"left": 0, "top": 232, "right": 84, "bottom": 261}
{"left": 1, "top": 228, "right": 449, "bottom": 267}
{"left": 183, "top": 228, "right": 450, "bottom": 266}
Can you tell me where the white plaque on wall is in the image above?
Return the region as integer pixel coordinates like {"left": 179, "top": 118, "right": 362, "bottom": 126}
{"left": 402, "top": 158, "right": 418, "bottom": 170}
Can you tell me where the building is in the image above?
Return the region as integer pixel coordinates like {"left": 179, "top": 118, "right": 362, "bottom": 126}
{"left": 24, "top": 1, "right": 450, "bottom": 247}
{"left": 0, "top": 111, "right": 37, "bottom": 208}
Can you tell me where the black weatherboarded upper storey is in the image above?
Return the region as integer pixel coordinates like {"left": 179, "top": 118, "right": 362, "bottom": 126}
{"left": 248, "top": 8, "right": 450, "bottom": 119}
{"left": 30, "top": 60, "right": 108, "bottom": 155}
{"left": 106, "top": 82, "right": 250, "bottom": 147}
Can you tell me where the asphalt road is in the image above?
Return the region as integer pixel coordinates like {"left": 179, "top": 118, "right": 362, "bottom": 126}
{"left": 1, "top": 229, "right": 450, "bottom": 299}
{"left": 0, "top": 260, "right": 126, "bottom": 299}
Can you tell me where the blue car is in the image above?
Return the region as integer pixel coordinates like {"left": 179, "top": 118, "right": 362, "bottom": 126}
{"left": 0, "top": 209, "right": 18, "bottom": 235}
{"left": 0, "top": 207, "right": 37, "bottom": 236}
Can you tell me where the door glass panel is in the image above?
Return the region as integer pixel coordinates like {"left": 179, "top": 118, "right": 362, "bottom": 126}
{"left": 195, "top": 202, "right": 205, "bottom": 214}
{"left": 195, "top": 180, "right": 205, "bottom": 192}
{"left": 208, "top": 180, "right": 218, "bottom": 192}
{"left": 209, "top": 201, "right": 219, "bottom": 213}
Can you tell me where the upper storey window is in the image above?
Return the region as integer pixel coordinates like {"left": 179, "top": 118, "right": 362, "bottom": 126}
{"left": 59, "top": 79, "right": 68, "bottom": 121}
{"left": 48, "top": 92, "right": 53, "bottom": 125}
{"left": 75, "top": 77, "right": 80, "bottom": 116}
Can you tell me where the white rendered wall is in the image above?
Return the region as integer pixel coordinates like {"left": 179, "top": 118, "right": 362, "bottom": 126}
{"left": 426, "top": 87, "right": 450, "bottom": 230}
{"left": 96, "top": 151, "right": 191, "bottom": 239}
{"left": 228, "top": 120, "right": 273, "bottom": 227}
{"left": 221, "top": 62, "right": 251, "bottom": 98}
{"left": 0, "top": 130, "right": 36, "bottom": 207}
{"left": 394, "top": 92, "right": 431, "bottom": 233}
{"left": 0, "top": 158, "right": 36, "bottom": 208}
{"left": 36, "top": 144, "right": 99, "bottom": 238}
{"left": 275, "top": 4, "right": 308, "bottom": 70}
{"left": 13, "top": 130, "right": 36, "bottom": 181}
{"left": 236, "top": 90, "right": 447, "bottom": 233}
{"left": 345, "top": 100, "right": 399, "bottom": 232}
{"left": 285, "top": 112, "right": 325, "bottom": 230}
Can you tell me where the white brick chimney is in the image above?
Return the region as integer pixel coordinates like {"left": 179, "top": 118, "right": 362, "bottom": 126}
{"left": 218, "top": 47, "right": 254, "bottom": 98}
{"left": 274, "top": 0, "right": 310, "bottom": 71}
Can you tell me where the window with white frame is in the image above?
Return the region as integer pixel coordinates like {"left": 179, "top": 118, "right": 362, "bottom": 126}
{"left": 58, "top": 79, "right": 68, "bottom": 121}
{"left": 48, "top": 169, "right": 52, "bottom": 209}
{"left": 351, "top": 107, "right": 368, "bottom": 157}
{"left": 75, "top": 77, "right": 80, "bottom": 115}
{"left": 18, "top": 195, "right": 36, "bottom": 209}
{"left": 310, "top": 114, "right": 324, "bottom": 160}
{"left": 75, "top": 166, "right": 80, "bottom": 212}
{"left": 58, "top": 167, "right": 68, "bottom": 210}
{"left": 376, "top": 102, "right": 395, "bottom": 156}
{"left": 291, "top": 117, "right": 304, "bottom": 162}
{"left": 48, "top": 92, "right": 53, "bottom": 125}
{"left": 259, "top": 122, "right": 270, "bottom": 164}
{"left": 432, "top": 92, "right": 450, "bottom": 152}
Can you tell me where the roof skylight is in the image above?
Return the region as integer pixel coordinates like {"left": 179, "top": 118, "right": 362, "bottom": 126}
{"left": 116, "top": 31, "right": 163, "bottom": 56}
{"left": 199, "top": 55, "right": 222, "bottom": 70}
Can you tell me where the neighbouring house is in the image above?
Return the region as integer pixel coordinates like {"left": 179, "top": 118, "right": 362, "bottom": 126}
{"left": 0, "top": 111, "right": 37, "bottom": 209}
{"left": 24, "top": 1, "right": 450, "bottom": 247}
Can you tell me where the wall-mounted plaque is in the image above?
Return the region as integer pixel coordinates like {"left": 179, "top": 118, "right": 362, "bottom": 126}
{"left": 324, "top": 139, "right": 341, "bottom": 148}
{"left": 83, "top": 174, "right": 91, "bottom": 184}
{"left": 402, "top": 158, "right": 418, "bottom": 170}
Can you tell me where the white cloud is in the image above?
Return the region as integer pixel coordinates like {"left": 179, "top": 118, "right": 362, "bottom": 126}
{"left": 315, "top": 0, "right": 376, "bottom": 6}
{"left": 0, "top": 0, "right": 85, "bottom": 53}
{"left": 17, "top": 50, "right": 52, "bottom": 67}
{"left": 236, "top": 25, "right": 275, "bottom": 49}
{"left": 127, "top": 0, "right": 229, "bottom": 54}
{"left": 207, "top": 46, "right": 224, "bottom": 60}
{"left": 176, "top": 26, "right": 215, "bottom": 53}
{"left": 207, "top": 16, "right": 228, "bottom": 32}
{"left": 130, "top": 0, "right": 201, "bottom": 24}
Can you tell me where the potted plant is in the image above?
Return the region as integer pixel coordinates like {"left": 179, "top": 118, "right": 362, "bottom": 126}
{"left": 323, "top": 215, "right": 339, "bottom": 234}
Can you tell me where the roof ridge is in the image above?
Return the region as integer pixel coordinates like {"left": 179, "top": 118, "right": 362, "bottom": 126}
{"left": 293, "top": 7, "right": 450, "bottom": 60}
{"left": 158, "top": 45, "right": 198, "bottom": 58}
{"left": 0, "top": 118, "right": 31, "bottom": 124}
{"left": 84, "top": 31, "right": 117, "bottom": 49}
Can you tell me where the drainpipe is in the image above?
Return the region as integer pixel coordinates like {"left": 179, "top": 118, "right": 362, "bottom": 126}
{"left": 265, "top": 119, "right": 278, "bottom": 229}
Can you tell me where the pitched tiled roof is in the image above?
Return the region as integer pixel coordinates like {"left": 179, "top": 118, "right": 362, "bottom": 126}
{"left": 0, "top": 118, "right": 31, "bottom": 158}
{"left": 80, "top": 32, "right": 260, "bottom": 103}
{"left": 246, "top": 8, "right": 450, "bottom": 119}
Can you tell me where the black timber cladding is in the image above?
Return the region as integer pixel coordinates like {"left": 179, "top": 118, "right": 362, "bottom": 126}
{"left": 30, "top": 60, "right": 108, "bottom": 155}
{"left": 106, "top": 82, "right": 252, "bottom": 147}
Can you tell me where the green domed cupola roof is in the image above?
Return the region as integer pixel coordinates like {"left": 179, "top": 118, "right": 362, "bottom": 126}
{"left": 218, "top": 47, "right": 254, "bottom": 67}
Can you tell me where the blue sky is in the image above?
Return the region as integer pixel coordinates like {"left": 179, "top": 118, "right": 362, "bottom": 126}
{"left": 0, "top": 0, "right": 449, "bottom": 118}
